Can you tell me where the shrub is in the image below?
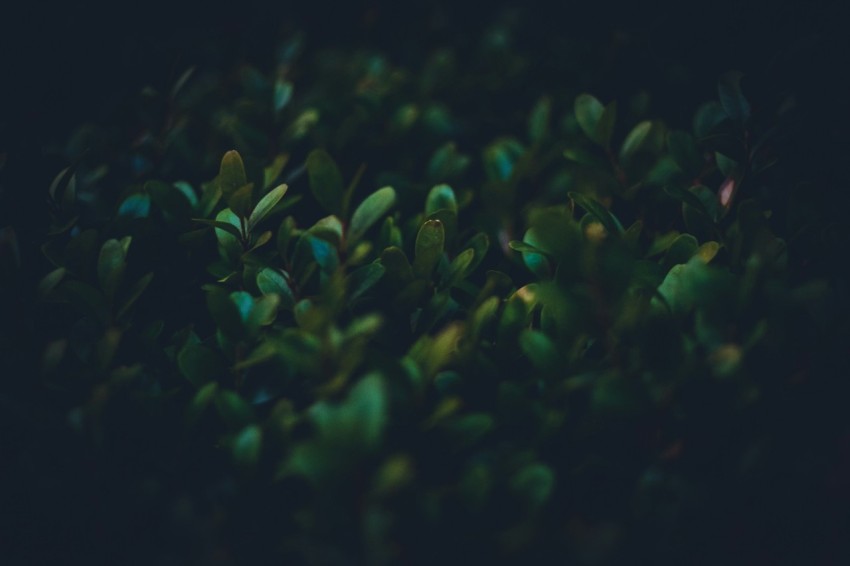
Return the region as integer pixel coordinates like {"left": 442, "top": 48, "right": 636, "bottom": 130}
{"left": 4, "top": 23, "right": 847, "bottom": 566}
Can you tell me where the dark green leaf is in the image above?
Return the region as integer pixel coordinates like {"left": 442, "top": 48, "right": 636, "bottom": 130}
{"left": 528, "top": 96, "right": 551, "bottom": 143}
{"left": 718, "top": 70, "right": 750, "bottom": 124}
{"left": 619, "top": 120, "right": 652, "bottom": 160}
{"left": 116, "top": 272, "right": 153, "bottom": 320}
{"left": 574, "top": 93, "right": 604, "bottom": 143}
{"left": 178, "top": 344, "right": 224, "bottom": 387}
{"left": 217, "top": 150, "right": 248, "bottom": 198}
{"left": 118, "top": 193, "right": 151, "bottom": 218}
{"left": 307, "top": 149, "right": 345, "bottom": 216}
{"left": 97, "top": 239, "right": 126, "bottom": 302}
{"left": 346, "top": 262, "right": 386, "bottom": 301}
{"left": 228, "top": 183, "right": 254, "bottom": 220}
{"left": 233, "top": 425, "right": 263, "bottom": 469}
{"left": 348, "top": 186, "right": 396, "bottom": 247}
{"left": 256, "top": 268, "right": 295, "bottom": 309}
{"left": 568, "top": 192, "right": 624, "bottom": 235}
{"left": 413, "top": 219, "right": 445, "bottom": 278}
{"left": 248, "top": 183, "right": 289, "bottom": 231}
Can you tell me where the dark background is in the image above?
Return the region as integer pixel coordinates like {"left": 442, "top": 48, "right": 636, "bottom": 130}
{"left": 1, "top": 1, "right": 848, "bottom": 564}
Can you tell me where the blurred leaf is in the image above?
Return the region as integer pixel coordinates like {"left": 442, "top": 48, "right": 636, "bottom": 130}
{"left": 118, "top": 193, "right": 151, "bottom": 218}
{"left": 569, "top": 192, "right": 624, "bottom": 235}
{"left": 574, "top": 93, "right": 604, "bottom": 143}
{"left": 216, "top": 389, "right": 255, "bottom": 429}
{"left": 667, "top": 130, "right": 703, "bottom": 177}
{"left": 512, "top": 463, "right": 555, "bottom": 510}
{"left": 347, "top": 262, "right": 385, "bottom": 301}
{"left": 97, "top": 239, "right": 127, "bottom": 302}
{"left": 348, "top": 186, "right": 396, "bottom": 247}
{"left": 206, "top": 287, "right": 244, "bottom": 340}
{"left": 425, "top": 184, "right": 458, "bottom": 216}
{"left": 528, "top": 96, "right": 551, "bottom": 144}
{"left": 116, "top": 272, "right": 153, "bottom": 320}
{"left": 439, "top": 248, "right": 474, "bottom": 290}
{"left": 233, "top": 425, "right": 263, "bottom": 469}
{"left": 596, "top": 100, "right": 617, "bottom": 149}
{"left": 619, "top": 120, "right": 652, "bottom": 160}
{"left": 178, "top": 344, "right": 224, "bottom": 387}
{"left": 307, "top": 149, "right": 345, "bottom": 216}
{"left": 718, "top": 71, "right": 750, "bottom": 124}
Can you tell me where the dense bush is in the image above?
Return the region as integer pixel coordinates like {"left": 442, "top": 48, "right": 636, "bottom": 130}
{"left": 3, "top": 16, "right": 848, "bottom": 566}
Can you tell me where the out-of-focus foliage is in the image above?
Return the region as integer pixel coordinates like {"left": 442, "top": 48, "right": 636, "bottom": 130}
{"left": 3, "top": 14, "right": 848, "bottom": 566}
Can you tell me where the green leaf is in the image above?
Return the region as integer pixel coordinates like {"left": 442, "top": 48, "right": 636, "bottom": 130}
{"left": 116, "top": 272, "right": 153, "bottom": 320}
{"left": 58, "top": 280, "right": 110, "bottom": 327}
{"left": 246, "top": 294, "right": 280, "bottom": 331}
{"left": 667, "top": 130, "right": 703, "bottom": 177}
{"left": 217, "top": 150, "right": 248, "bottom": 198}
{"left": 233, "top": 425, "right": 263, "bottom": 469}
{"left": 256, "top": 268, "right": 295, "bottom": 309}
{"left": 380, "top": 246, "right": 414, "bottom": 285}
{"left": 186, "top": 382, "right": 219, "bottom": 428}
{"left": 461, "top": 232, "right": 489, "bottom": 277}
{"left": 306, "top": 233, "right": 340, "bottom": 275}
{"left": 519, "top": 329, "right": 560, "bottom": 372}
{"left": 568, "top": 192, "right": 624, "bottom": 235}
{"left": 215, "top": 389, "right": 255, "bottom": 429}
{"left": 718, "top": 71, "right": 750, "bottom": 124}
{"left": 228, "top": 183, "right": 254, "bottom": 220}
{"left": 528, "top": 96, "right": 551, "bottom": 144}
{"left": 662, "top": 234, "right": 699, "bottom": 269}
{"left": 97, "top": 239, "right": 126, "bottom": 302}
{"left": 193, "top": 217, "right": 242, "bottom": 240}
{"left": 206, "top": 287, "right": 244, "bottom": 340}
{"left": 596, "top": 100, "right": 617, "bottom": 149}
{"left": 574, "top": 93, "right": 604, "bottom": 143}
{"left": 509, "top": 240, "right": 547, "bottom": 255}
{"left": 307, "top": 149, "right": 345, "bottom": 216}
{"left": 348, "top": 186, "right": 396, "bottom": 247}
{"left": 346, "top": 262, "right": 386, "bottom": 302}
{"left": 309, "top": 372, "right": 388, "bottom": 450}
{"left": 263, "top": 153, "right": 289, "bottom": 189}
{"left": 425, "top": 184, "right": 458, "bottom": 216}
{"left": 619, "top": 120, "right": 652, "bottom": 160}
{"left": 38, "top": 267, "right": 67, "bottom": 298}
{"left": 147, "top": 180, "right": 192, "bottom": 219}
{"left": 512, "top": 463, "right": 555, "bottom": 510}
{"left": 413, "top": 219, "right": 445, "bottom": 278}
{"left": 693, "top": 101, "right": 728, "bottom": 139}
{"left": 178, "top": 344, "right": 224, "bottom": 387}
{"left": 427, "top": 142, "right": 470, "bottom": 182}
{"left": 439, "top": 248, "right": 474, "bottom": 290}
{"left": 248, "top": 183, "right": 289, "bottom": 231}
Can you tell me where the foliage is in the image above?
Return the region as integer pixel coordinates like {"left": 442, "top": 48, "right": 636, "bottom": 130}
{"left": 4, "top": 20, "right": 848, "bottom": 566}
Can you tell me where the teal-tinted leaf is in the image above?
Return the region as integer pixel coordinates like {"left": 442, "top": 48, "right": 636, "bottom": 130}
{"left": 307, "top": 149, "right": 345, "bottom": 216}
{"left": 256, "top": 268, "right": 295, "bottom": 309}
{"left": 347, "top": 262, "right": 386, "bottom": 302}
{"left": 217, "top": 150, "right": 248, "bottom": 198}
{"left": 118, "top": 193, "right": 151, "bottom": 218}
{"left": 307, "top": 233, "right": 340, "bottom": 274}
{"left": 216, "top": 389, "right": 255, "bottom": 429}
{"left": 693, "top": 101, "right": 728, "bottom": 139}
{"left": 248, "top": 183, "right": 288, "bottom": 231}
{"left": 667, "top": 130, "right": 703, "bottom": 177}
{"left": 348, "top": 186, "right": 396, "bottom": 247}
{"left": 233, "top": 425, "right": 262, "bottom": 469}
{"left": 309, "top": 215, "right": 344, "bottom": 246}
{"left": 483, "top": 137, "right": 525, "bottom": 182}
{"left": 569, "top": 192, "right": 624, "bottom": 235}
{"left": 718, "top": 71, "right": 750, "bottom": 124}
{"left": 574, "top": 93, "right": 604, "bottom": 143}
{"left": 116, "top": 272, "right": 153, "bottom": 320}
{"left": 528, "top": 96, "right": 551, "bottom": 144}
{"left": 425, "top": 184, "right": 457, "bottom": 216}
{"left": 178, "top": 344, "right": 224, "bottom": 387}
{"left": 619, "top": 120, "right": 652, "bottom": 160}
{"left": 97, "top": 239, "right": 126, "bottom": 302}
{"left": 173, "top": 181, "right": 198, "bottom": 208}
{"left": 413, "top": 219, "right": 445, "bottom": 278}
{"left": 439, "top": 248, "right": 474, "bottom": 290}
{"left": 273, "top": 78, "right": 293, "bottom": 114}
